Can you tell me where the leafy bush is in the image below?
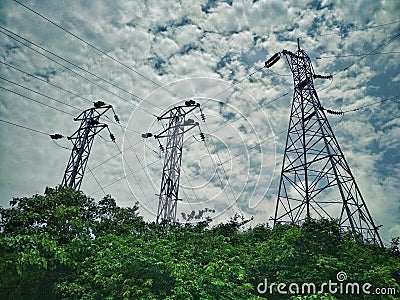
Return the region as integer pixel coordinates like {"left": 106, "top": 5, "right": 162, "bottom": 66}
{"left": 1, "top": 187, "right": 399, "bottom": 299}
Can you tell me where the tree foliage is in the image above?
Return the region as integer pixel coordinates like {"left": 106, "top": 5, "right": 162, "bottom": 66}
{"left": 0, "top": 187, "right": 399, "bottom": 299}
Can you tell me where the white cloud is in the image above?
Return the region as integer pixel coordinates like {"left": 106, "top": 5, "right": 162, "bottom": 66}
{"left": 0, "top": 0, "right": 399, "bottom": 242}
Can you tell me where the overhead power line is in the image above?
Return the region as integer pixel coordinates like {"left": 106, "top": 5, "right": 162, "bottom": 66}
{"left": 0, "top": 75, "right": 80, "bottom": 112}
{"left": 1, "top": 60, "right": 93, "bottom": 104}
{"left": 0, "top": 86, "right": 74, "bottom": 116}
{"left": 333, "top": 30, "right": 400, "bottom": 76}
{"left": 12, "top": 0, "right": 182, "bottom": 102}
{"left": 1, "top": 60, "right": 141, "bottom": 134}
{"left": 318, "top": 20, "right": 400, "bottom": 37}
{"left": 0, "top": 118, "right": 51, "bottom": 136}
{"left": 316, "top": 51, "right": 400, "bottom": 59}
{"left": 341, "top": 95, "right": 400, "bottom": 113}
{"left": 0, "top": 26, "right": 158, "bottom": 117}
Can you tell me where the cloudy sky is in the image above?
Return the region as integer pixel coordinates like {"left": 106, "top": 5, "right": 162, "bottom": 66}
{"left": 0, "top": 0, "right": 399, "bottom": 243}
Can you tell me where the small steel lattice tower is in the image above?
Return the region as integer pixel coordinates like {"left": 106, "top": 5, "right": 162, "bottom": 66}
{"left": 61, "top": 102, "right": 112, "bottom": 190}
{"left": 271, "top": 42, "right": 383, "bottom": 246}
{"left": 151, "top": 101, "right": 204, "bottom": 223}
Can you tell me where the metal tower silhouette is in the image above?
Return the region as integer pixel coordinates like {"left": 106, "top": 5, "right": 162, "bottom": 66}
{"left": 144, "top": 100, "right": 205, "bottom": 223}
{"left": 269, "top": 41, "right": 383, "bottom": 246}
{"left": 61, "top": 101, "right": 114, "bottom": 190}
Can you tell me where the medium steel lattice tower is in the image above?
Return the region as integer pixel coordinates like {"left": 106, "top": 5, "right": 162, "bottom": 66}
{"left": 151, "top": 101, "right": 204, "bottom": 223}
{"left": 272, "top": 42, "right": 383, "bottom": 246}
{"left": 61, "top": 102, "right": 112, "bottom": 190}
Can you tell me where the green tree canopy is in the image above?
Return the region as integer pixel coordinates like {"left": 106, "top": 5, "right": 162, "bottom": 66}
{"left": 0, "top": 187, "right": 399, "bottom": 299}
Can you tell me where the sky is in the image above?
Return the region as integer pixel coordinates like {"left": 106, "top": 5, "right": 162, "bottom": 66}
{"left": 0, "top": 0, "right": 399, "bottom": 244}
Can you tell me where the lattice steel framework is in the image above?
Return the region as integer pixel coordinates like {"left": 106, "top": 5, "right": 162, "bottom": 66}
{"left": 154, "top": 101, "right": 203, "bottom": 223}
{"left": 273, "top": 43, "right": 383, "bottom": 246}
{"left": 61, "top": 102, "right": 112, "bottom": 190}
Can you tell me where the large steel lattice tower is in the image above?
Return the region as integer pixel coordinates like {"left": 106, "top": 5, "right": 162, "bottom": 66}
{"left": 146, "top": 100, "right": 204, "bottom": 223}
{"left": 61, "top": 101, "right": 113, "bottom": 190}
{"left": 272, "top": 42, "right": 383, "bottom": 246}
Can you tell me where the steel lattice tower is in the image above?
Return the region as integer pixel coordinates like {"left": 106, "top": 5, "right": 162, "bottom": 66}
{"left": 271, "top": 42, "right": 383, "bottom": 246}
{"left": 61, "top": 102, "right": 112, "bottom": 190}
{"left": 147, "top": 101, "right": 204, "bottom": 223}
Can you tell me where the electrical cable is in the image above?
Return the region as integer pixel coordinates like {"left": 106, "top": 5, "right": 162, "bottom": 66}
{"left": 218, "top": 129, "right": 287, "bottom": 166}
{"left": 177, "top": 186, "right": 196, "bottom": 220}
{"left": 0, "top": 27, "right": 157, "bottom": 117}
{"left": 90, "top": 139, "right": 142, "bottom": 171}
{"left": 202, "top": 137, "right": 240, "bottom": 216}
{"left": 264, "top": 67, "right": 292, "bottom": 77}
{"left": 315, "top": 51, "right": 400, "bottom": 59}
{"left": 114, "top": 122, "right": 157, "bottom": 211}
{"left": 0, "top": 75, "right": 80, "bottom": 112}
{"left": 89, "top": 158, "right": 161, "bottom": 195}
{"left": 0, "top": 60, "right": 92, "bottom": 104}
{"left": 0, "top": 118, "right": 51, "bottom": 136}
{"left": 0, "top": 25, "right": 161, "bottom": 110}
{"left": 0, "top": 85, "right": 74, "bottom": 116}
{"left": 51, "top": 139, "right": 70, "bottom": 150}
{"left": 181, "top": 167, "right": 203, "bottom": 207}
{"left": 0, "top": 60, "right": 140, "bottom": 134}
{"left": 202, "top": 66, "right": 266, "bottom": 107}
{"left": 12, "top": 0, "right": 183, "bottom": 102}
{"left": 315, "top": 77, "right": 333, "bottom": 93}
{"left": 333, "top": 30, "right": 400, "bottom": 76}
{"left": 87, "top": 167, "right": 107, "bottom": 197}
{"left": 341, "top": 95, "right": 400, "bottom": 114}
{"left": 317, "top": 20, "right": 400, "bottom": 37}
{"left": 210, "top": 92, "right": 289, "bottom": 136}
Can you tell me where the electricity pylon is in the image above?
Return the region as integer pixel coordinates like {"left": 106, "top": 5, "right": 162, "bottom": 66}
{"left": 61, "top": 101, "right": 115, "bottom": 190}
{"left": 268, "top": 40, "right": 383, "bottom": 246}
{"left": 143, "top": 100, "right": 205, "bottom": 223}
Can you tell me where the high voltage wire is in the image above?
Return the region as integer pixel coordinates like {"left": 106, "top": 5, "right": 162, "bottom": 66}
{"left": 87, "top": 167, "right": 107, "bottom": 197}
{"left": 181, "top": 167, "right": 202, "bottom": 207}
{"left": 200, "top": 138, "right": 238, "bottom": 216}
{"left": 1, "top": 60, "right": 93, "bottom": 104}
{"left": 1, "top": 61, "right": 141, "bottom": 134}
{"left": 0, "top": 24, "right": 161, "bottom": 111}
{"left": 187, "top": 64, "right": 273, "bottom": 216}
{"left": 0, "top": 26, "right": 158, "bottom": 117}
{"left": 89, "top": 158, "right": 161, "bottom": 196}
{"left": 317, "top": 20, "right": 400, "bottom": 37}
{"left": 12, "top": 0, "right": 182, "bottom": 102}
{"left": 333, "top": 30, "right": 400, "bottom": 76}
{"left": 115, "top": 117, "right": 159, "bottom": 200}
{"left": 341, "top": 95, "right": 400, "bottom": 113}
{"left": 0, "top": 118, "right": 51, "bottom": 136}
{"left": 316, "top": 51, "right": 400, "bottom": 59}
{"left": 218, "top": 129, "right": 286, "bottom": 166}
{"left": 0, "top": 75, "right": 80, "bottom": 112}
{"left": 0, "top": 86, "right": 74, "bottom": 116}
{"left": 202, "top": 65, "right": 266, "bottom": 107}
{"left": 90, "top": 140, "right": 142, "bottom": 171}
{"left": 114, "top": 141, "right": 156, "bottom": 211}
